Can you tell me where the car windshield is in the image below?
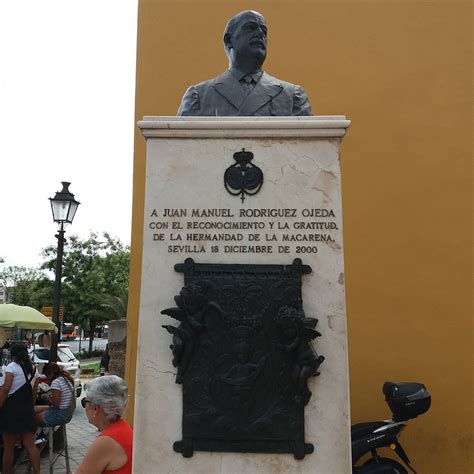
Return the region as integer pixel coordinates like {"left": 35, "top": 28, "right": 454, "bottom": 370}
{"left": 33, "top": 347, "right": 76, "bottom": 363}
{"left": 34, "top": 348, "right": 50, "bottom": 361}
{"left": 58, "top": 347, "right": 76, "bottom": 362}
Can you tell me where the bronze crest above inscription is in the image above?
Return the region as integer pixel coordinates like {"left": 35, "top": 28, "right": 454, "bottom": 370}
{"left": 161, "top": 258, "right": 324, "bottom": 459}
{"left": 224, "top": 149, "right": 264, "bottom": 202}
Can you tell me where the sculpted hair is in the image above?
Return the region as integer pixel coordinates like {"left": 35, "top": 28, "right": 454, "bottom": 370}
{"left": 223, "top": 10, "right": 265, "bottom": 55}
{"left": 86, "top": 375, "right": 128, "bottom": 423}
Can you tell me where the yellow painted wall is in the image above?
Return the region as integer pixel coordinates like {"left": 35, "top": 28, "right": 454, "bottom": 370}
{"left": 126, "top": 1, "right": 472, "bottom": 472}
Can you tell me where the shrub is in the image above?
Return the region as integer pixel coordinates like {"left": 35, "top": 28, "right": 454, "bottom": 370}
{"left": 75, "top": 348, "right": 105, "bottom": 359}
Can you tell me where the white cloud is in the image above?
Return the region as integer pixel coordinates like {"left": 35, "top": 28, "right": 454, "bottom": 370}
{"left": 0, "top": 0, "right": 138, "bottom": 268}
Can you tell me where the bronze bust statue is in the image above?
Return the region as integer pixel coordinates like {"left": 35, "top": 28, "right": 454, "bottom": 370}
{"left": 177, "top": 10, "right": 313, "bottom": 117}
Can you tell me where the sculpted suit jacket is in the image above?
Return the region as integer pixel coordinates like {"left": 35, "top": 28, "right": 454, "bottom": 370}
{"left": 177, "top": 70, "right": 313, "bottom": 117}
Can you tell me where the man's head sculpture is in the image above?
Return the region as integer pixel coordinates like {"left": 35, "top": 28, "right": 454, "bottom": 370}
{"left": 177, "top": 10, "right": 313, "bottom": 116}
{"left": 223, "top": 10, "right": 267, "bottom": 74}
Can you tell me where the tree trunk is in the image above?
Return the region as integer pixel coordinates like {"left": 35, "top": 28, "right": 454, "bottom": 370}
{"left": 88, "top": 320, "right": 96, "bottom": 353}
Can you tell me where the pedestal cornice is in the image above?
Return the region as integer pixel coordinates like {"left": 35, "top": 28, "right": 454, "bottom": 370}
{"left": 138, "top": 116, "right": 351, "bottom": 139}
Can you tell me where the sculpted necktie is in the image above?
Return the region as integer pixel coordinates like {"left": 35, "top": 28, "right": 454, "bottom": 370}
{"left": 240, "top": 75, "right": 255, "bottom": 95}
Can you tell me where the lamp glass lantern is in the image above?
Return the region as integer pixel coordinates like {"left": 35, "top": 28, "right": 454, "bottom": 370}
{"left": 49, "top": 182, "right": 80, "bottom": 224}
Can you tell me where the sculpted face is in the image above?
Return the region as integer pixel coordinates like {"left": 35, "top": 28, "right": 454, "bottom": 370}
{"left": 226, "top": 11, "right": 267, "bottom": 71}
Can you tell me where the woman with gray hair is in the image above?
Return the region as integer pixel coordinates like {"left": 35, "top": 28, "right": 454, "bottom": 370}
{"left": 74, "top": 375, "right": 133, "bottom": 474}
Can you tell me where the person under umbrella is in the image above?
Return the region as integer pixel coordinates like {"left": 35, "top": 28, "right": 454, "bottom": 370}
{"left": 0, "top": 343, "right": 40, "bottom": 474}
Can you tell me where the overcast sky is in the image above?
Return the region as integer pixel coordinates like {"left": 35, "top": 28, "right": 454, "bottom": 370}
{"left": 0, "top": 1, "right": 138, "bottom": 269}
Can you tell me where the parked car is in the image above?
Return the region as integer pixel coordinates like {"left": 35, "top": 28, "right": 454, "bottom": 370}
{"left": 29, "top": 344, "right": 82, "bottom": 397}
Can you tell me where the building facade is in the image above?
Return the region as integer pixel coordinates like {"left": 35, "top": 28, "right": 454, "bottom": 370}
{"left": 126, "top": 2, "right": 472, "bottom": 472}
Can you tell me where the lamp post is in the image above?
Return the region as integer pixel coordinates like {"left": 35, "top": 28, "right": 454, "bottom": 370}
{"left": 49, "top": 182, "right": 80, "bottom": 362}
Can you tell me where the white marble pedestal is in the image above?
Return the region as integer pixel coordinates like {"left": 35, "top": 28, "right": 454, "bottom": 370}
{"left": 134, "top": 116, "right": 351, "bottom": 473}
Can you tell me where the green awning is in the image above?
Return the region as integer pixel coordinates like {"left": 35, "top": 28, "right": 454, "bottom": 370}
{"left": 0, "top": 304, "right": 57, "bottom": 331}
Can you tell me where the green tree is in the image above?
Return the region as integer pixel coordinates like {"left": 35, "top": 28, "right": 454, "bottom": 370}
{"left": 27, "top": 277, "right": 54, "bottom": 310}
{"left": 89, "top": 292, "right": 128, "bottom": 321}
{"left": 41, "top": 232, "right": 130, "bottom": 352}
{"left": 85, "top": 291, "right": 128, "bottom": 346}
{"left": 0, "top": 266, "right": 50, "bottom": 307}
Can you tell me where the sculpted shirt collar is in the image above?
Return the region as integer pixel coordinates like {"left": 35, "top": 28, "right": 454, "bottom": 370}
{"left": 229, "top": 67, "right": 263, "bottom": 84}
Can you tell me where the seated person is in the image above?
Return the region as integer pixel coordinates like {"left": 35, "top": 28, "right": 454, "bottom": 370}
{"left": 74, "top": 375, "right": 133, "bottom": 474}
{"left": 34, "top": 362, "right": 75, "bottom": 426}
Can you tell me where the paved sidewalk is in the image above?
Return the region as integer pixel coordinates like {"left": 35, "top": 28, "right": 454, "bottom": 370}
{"left": 15, "top": 391, "right": 97, "bottom": 473}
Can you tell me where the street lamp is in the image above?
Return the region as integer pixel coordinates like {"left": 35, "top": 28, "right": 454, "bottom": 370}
{"left": 49, "top": 182, "right": 80, "bottom": 362}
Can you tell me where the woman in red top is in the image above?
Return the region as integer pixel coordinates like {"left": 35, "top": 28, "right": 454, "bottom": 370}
{"left": 74, "top": 375, "right": 133, "bottom": 474}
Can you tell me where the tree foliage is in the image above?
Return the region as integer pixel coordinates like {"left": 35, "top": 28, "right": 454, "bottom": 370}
{"left": 86, "top": 292, "right": 128, "bottom": 322}
{"left": 41, "top": 232, "right": 130, "bottom": 351}
{"left": 0, "top": 266, "right": 51, "bottom": 307}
